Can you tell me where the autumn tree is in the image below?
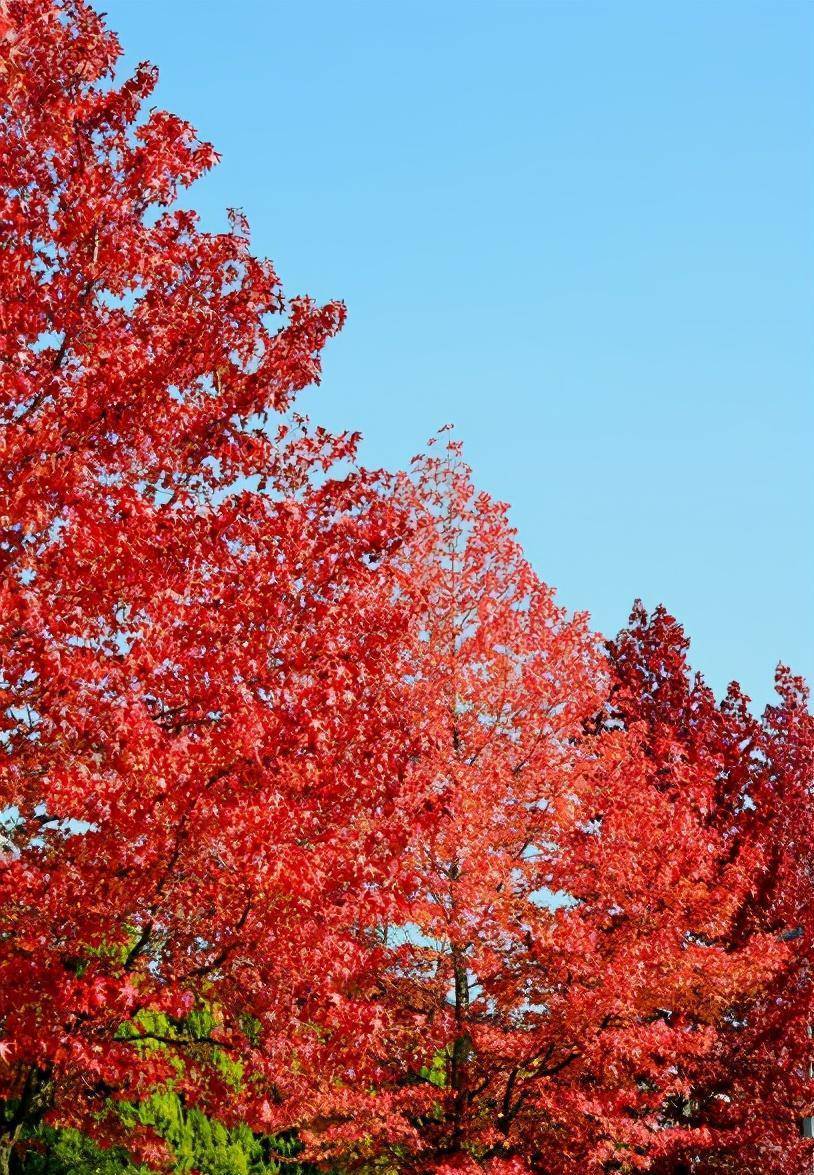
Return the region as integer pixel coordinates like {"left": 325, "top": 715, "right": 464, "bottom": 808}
{"left": 0, "top": 1, "right": 423, "bottom": 1169}
{"left": 606, "top": 606, "right": 814, "bottom": 1174}
{"left": 335, "top": 447, "right": 793, "bottom": 1175}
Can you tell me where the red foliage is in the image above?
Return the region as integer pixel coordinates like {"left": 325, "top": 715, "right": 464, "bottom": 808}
{"left": 334, "top": 452, "right": 807, "bottom": 1173}
{"left": 0, "top": 0, "right": 421, "bottom": 1162}
{"left": 607, "top": 607, "right": 814, "bottom": 1173}
{"left": 0, "top": 2, "right": 811, "bottom": 1173}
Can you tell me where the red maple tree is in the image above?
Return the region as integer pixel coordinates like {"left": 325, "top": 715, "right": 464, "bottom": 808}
{"left": 607, "top": 606, "right": 814, "bottom": 1174}
{"left": 338, "top": 449, "right": 799, "bottom": 1174}
{"left": 0, "top": 1, "right": 423, "bottom": 1167}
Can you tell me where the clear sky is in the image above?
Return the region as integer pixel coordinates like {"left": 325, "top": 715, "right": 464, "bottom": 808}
{"left": 101, "top": 0, "right": 813, "bottom": 710}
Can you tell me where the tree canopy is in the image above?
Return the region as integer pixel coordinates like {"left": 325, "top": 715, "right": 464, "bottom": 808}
{"left": 0, "top": 2, "right": 811, "bottom": 1173}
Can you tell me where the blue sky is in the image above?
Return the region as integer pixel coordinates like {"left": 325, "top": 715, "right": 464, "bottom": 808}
{"left": 102, "top": 0, "right": 813, "bottom": 709}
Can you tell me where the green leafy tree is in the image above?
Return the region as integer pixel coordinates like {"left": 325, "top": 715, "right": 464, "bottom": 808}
{"left": 20, "top": 1098, "right": 319, "bottom": 1175}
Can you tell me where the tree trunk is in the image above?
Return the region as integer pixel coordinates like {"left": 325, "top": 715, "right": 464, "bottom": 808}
{"left": 0, "top": 1068, "right": 54, "bottom": 1175}
{"left": 0, "top": 1129, "right": 21, "bottom": 1175}
{"left": 449, "top": 944, "right": 472, "bottom": 1147}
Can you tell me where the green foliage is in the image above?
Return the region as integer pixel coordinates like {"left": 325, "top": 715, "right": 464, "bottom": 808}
{"left": 19, "top": 1000, "right": 325, "bottom": 1175}
{"left": 19, "top": 1094, "right": 320, "bottom": 1175}
{"left": 116, "top": 1007, "right": 240, "bottom": 1087}
{"left": 419, "top": 1049, "right": 448, "bottom": 1090}
{"left": 20, "top": 1126, "right": 136, "bottom": 1175}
